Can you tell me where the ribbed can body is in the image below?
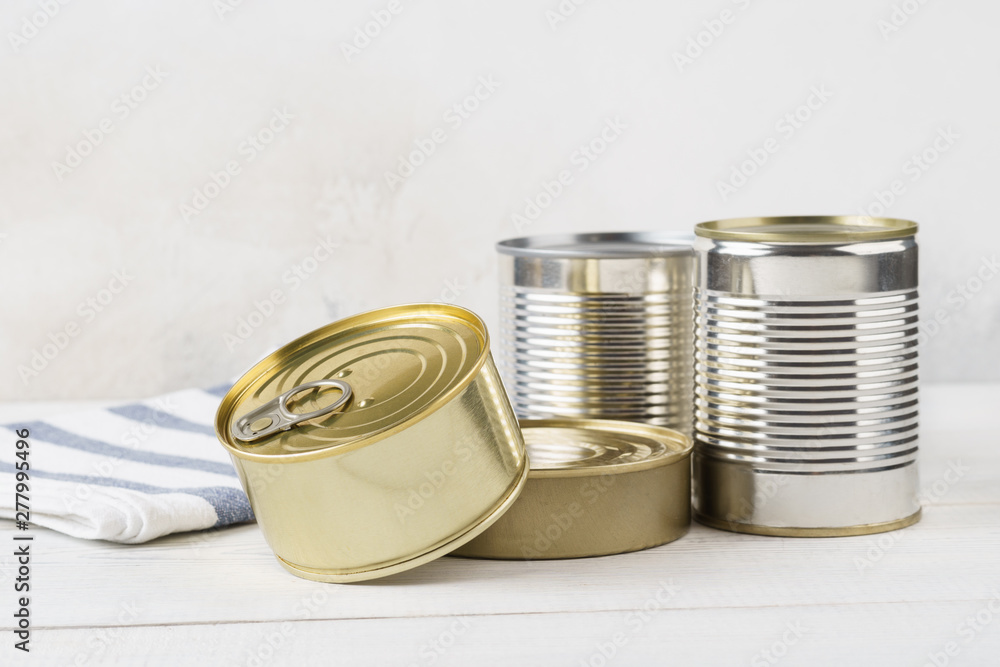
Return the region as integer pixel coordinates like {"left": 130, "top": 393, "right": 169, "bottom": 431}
{"left": 693, "top": 223, "right": 921, "bottom": 535}
{"left": 497, "top": 233, "right": 695, "bottom": 433}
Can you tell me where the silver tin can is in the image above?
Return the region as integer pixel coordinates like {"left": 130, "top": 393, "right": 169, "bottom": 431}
{"left": 692, "top": 216, "right": 921, "bottom": 536}
{"left": 497, "top": 232, "right": 695, "bottom": 433}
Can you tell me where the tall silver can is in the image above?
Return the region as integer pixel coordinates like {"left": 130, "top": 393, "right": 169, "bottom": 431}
{"left": 693, "top": 216, "right": 921, "bottom": 536}
{"left": 497, "top": 232, "right": 695, "bottom": 432}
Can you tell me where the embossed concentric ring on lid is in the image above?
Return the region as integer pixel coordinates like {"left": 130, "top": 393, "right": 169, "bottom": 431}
{"left": 218, "top": 304, "right": 487, "bottom": 461}
{"left": 523, "top": 420, "right": 686, "bottom": 476}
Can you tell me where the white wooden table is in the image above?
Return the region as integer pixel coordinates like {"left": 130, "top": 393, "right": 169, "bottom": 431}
{"left": 2, "top": 383, "right": 998, "bottom": 666}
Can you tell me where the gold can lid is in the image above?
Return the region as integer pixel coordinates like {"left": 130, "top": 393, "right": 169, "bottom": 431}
{"left": 215, "top": 303, "right": 488, "bottom": 462}
{"left": 695, "top": 215, "right": 918, "bottom": 243}
{"left": 524, "top": 419, "right": 691, "bottom": 477}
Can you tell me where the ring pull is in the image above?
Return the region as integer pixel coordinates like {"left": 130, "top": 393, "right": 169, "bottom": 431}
{"left": 232, "top": 379, "right": 353, "bottom": 443}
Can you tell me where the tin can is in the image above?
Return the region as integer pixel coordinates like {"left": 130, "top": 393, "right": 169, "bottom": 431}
{"left": 215, "top": 304, "right": 528, "bottom": 582}
{"left": 452, "top": 419, "right": 691, "bottom": 559}
{"left": 497, "top": 232, "right": 695, "bottom": 432}
{"left": 692, "top": 216, "right": 921, "bottom": 536}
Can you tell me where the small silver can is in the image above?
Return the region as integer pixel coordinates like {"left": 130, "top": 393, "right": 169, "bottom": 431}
{"left": 693, "top": 216, "right": 921, "bottom": 536}
{"left": 497, "top": 232, "right": 695, "bottom": 433}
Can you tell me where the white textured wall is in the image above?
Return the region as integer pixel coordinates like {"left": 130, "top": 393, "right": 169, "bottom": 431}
{"left": 3, "top": 0, "right": 998, "bottom": 399}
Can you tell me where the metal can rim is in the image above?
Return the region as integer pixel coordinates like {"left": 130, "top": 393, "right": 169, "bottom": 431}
{"left": 497, "top": 231, "right": 695, "bottom": 259}
{"left": 519, "top": 418, "right": 692, "bottom": 478}
{"left": 214, "top": 303, "right": 491, "bottom": 464}
{"left": 694, "top": 215, "right": 918, "bottom": 243}
{"left": 694, "top": 509, "right": 921, "bottom": 538}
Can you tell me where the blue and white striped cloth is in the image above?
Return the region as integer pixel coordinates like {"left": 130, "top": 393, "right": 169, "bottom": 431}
{"left": 0, "top": 385, "right": 254, "bottom": 544}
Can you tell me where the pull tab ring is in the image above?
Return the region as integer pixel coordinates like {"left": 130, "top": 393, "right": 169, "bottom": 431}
{"left": 232, "top": 379, "right": 353, "bottom": 443}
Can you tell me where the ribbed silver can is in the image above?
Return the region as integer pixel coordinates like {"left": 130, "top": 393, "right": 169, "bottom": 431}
{"left": 497, "top": 232, "right": 695, "bottom": 433}
{"left": 693, "top": 216, "right": 921, "bottom": 537}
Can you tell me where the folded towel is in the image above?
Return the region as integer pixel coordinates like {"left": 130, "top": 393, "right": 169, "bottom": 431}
{"left": 0, "top": 385, "right": 254, "bottom": 544}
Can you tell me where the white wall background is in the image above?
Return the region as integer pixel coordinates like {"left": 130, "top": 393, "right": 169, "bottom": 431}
{"left": 2, "top": 0, "right": 998, "bottom": 400}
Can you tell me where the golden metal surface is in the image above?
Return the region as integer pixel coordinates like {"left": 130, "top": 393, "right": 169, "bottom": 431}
{"left": 694, "top": 215, "right": 918, "bottom": 243}
{"left": 215, "top": 304, "right": 528, "bottom": 582}
{"left": 452, "top": 419, "right": 692, "bottom": 560}
{"left": 694, "top": 509, "right": 921, "bottom": 538}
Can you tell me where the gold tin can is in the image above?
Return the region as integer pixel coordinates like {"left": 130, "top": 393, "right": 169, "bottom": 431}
{"left": 215, "top": 304, "right": 528, "bottom": 582}
{"left": 452, "top": 419, "right": 691, "bottom": 560}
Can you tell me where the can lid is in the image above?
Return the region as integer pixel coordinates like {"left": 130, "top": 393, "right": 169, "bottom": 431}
{"left": 497, "top": 231, "right": 694, "bottom": 259}
{"left": 452, "top": 418, "right": 692, "bottom": 559}
{"left": 695, "top": 216, "right": 918, "bottom": 243}
{"left": 522, "top": 418, "right": 691, "bottom": 477}
{"left": 215, "top": 304, "right": 488, "bottom": 462}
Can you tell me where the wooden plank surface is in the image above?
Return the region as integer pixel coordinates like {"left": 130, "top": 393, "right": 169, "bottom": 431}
{"left": 0, "top": 383, "right": 997, "bottom": 666}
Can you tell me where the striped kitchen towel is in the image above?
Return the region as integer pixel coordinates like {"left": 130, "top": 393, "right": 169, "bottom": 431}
{"left": 0, "top": 385, "right": 254, "bottom": 544}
